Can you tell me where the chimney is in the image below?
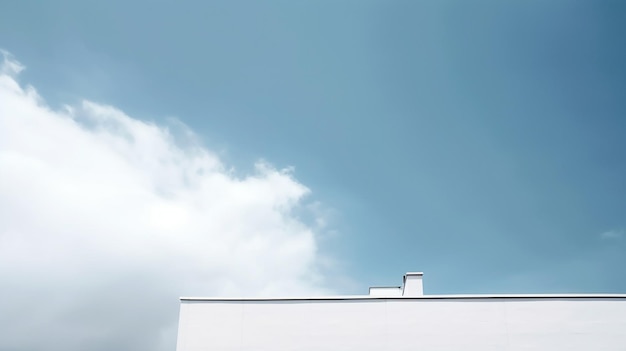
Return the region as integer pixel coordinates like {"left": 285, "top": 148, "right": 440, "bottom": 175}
{"left": 402, "top": 272, "right": 424, "bottom": 296}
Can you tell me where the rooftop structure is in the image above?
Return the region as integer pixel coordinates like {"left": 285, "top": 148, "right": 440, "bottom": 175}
{"left": 176, "top": 272, "right": 626, "bottom": 351}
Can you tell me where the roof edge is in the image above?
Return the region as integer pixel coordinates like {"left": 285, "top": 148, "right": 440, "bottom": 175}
{"left": 180, "top": 293, "right": 626, "bottom": 302}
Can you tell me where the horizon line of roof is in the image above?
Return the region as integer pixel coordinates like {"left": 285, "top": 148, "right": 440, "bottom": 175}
{"left": 180, "top": 293, "right": 626, "bottom": 302}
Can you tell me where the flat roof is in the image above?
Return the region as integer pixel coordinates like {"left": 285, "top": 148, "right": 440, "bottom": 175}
{"left": 180, "top": 293, "right": 626, "bottom": 302}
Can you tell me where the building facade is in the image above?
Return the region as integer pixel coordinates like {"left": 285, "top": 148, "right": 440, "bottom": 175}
{"left": 176, "top": 272, "right": 626, "bottom": 351}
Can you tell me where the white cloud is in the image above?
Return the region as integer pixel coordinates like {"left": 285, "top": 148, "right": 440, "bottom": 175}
{"left": 600, "top": 229, "right": 624, "bottom": 240}
{"left": 0, "top": 49, "right": 24, "bottom": 76}
{"left": 0, "top": 52, "right": 335, "bottom": 351}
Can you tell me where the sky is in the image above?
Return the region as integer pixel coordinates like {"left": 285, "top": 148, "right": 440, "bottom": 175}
{"left": 1, "top": 0, "right": 625, "bottom": 350}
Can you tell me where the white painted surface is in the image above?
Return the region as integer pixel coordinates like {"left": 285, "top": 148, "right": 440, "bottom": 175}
{"left": 402, "top": 272, "right": 423, "bottom": 296}
{"left": 176, "top": 297, "right": 626, "bottom": 351}
{"left": 369, "top": 287, "right": 402, "bottom": 296}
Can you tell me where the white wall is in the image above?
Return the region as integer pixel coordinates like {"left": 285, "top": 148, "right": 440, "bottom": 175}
{"left": 176, "top": 297, "right": 626, "bottom": 351}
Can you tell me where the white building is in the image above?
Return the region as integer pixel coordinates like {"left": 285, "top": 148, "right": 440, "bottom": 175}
{"left": 176, "top": 272, "right": 626, "bottom": 351}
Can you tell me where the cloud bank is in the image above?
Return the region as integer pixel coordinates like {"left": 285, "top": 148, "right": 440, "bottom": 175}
{"left": 0, "top": 51, "right": 333, "bottom": 351}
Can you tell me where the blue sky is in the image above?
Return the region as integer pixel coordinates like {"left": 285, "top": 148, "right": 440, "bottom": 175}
{"left": 3, "top": 0, "right": 625, "bottom": 292}
{"left": 1, "top": 2, "right": 625, "bottom": 347}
